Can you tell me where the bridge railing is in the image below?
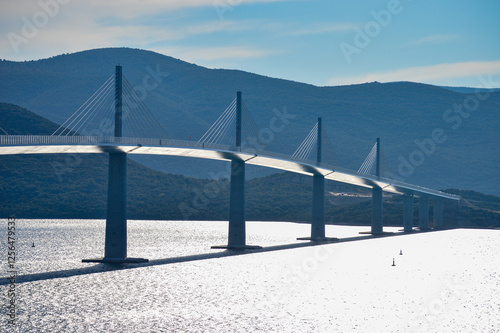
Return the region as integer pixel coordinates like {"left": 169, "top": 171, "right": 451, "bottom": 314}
{"left": 0, "top": 135, "right": 228, "bottom": 149}
{"left": 0, "top": 135, "right": 243, "bottom": 152}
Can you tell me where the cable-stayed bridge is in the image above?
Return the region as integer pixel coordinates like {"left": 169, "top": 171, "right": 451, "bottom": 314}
{"left": 0, "top": 66, "right": 460, "bottom": 263}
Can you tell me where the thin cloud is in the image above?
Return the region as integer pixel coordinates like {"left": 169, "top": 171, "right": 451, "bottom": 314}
{"left": 290, "top": 23, "right": 357, "bottom": 36}
{"left": 1, "top": 22, "right": 190, "bottom": 58}
{"left": 0, "top": 0, "right": 287, "bottom": 20}
{"left": 181, "top": 20, "right": 256, "bottom": 36}
{"left": 327, "top": 61, "right": 500, "bottom": 87}
{"left": 155, "top": 46, "right": 280, "bottom": 62}
{"left": 83, "top": 0, "right": 288, "bottom": 19}
{"left": 0, "top": 0, "right": 280, "bottom": 61}
{"left": 407, "top": 34, "right": 459, "bottom": 46}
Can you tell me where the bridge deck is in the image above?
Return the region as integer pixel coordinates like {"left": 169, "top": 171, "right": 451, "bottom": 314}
{"left": 0, "top": 135, "right": 460, "bottom": 200}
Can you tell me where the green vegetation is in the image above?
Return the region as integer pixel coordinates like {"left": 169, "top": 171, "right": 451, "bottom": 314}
{"left": 0, "top": 103, "right": 60, "bottom": 135}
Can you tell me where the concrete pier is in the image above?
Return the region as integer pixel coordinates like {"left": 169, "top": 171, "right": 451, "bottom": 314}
{"left": 227, "top": 158, "right": 246, "bottom": 248}
{"left": 311, "top": 173, "right": 326, "bottom": 240}
{"left": 403, "top": 193, "right": 414, "bottom": 232}
{"left": 371, "top": 186, "right": 384, "bottom": 234}
{"left": 433, "top": 198, "right": 444, "bottom": 229}
{"left": 104, "top": 152, "right": 127, "bottom": 260}
{"left": 419, "top": 196, "right": 430, "bottom": 230}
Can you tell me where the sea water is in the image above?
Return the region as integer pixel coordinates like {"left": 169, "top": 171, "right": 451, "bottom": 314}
{"left": 0, "top": 219, "right": 498, "bottom": 332}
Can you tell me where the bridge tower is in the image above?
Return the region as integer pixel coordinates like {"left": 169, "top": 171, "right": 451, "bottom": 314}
{"left": 102, "top": 65, "right": 128, "bottom": 262}
{"left": 213, "top": 91, "right": 260, "bottom": 250}
{"left": 370, "top": 138, "right": 384, "bottom": 234}
{"left": 297, "top": 117, "right": 337, "bottom": 242}
{"left": 228, "top": 91, "right": 246, "bottom": 248}
{"left": 310, "top": 117, "right": 326, "bottom": 240}
{"left": 84, "top": 65, "right": 147, "bottom": 263}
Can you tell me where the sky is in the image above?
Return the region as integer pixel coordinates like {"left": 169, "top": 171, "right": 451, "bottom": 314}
{"left": 1, "top": 0, "right": 499, "bottom": 88}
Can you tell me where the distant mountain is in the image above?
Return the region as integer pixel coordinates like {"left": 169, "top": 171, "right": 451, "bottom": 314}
{"left": 0, "top": 48, "right": 499, "bottom": 195}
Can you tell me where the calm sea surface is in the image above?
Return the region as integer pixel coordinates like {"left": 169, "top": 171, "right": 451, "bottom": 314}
{"left": 0, "top": 219, "right": 498, "bottom": 332}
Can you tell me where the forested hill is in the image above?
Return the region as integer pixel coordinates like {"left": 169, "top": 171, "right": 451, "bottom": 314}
{"left": 0, "top": 48, "right": 499, "bottom": 196}
{"left": 0, "top": 102, "right": 59, "bottom": 135}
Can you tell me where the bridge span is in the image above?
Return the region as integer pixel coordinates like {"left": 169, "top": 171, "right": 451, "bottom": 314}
{"left": 0, "top": 135, "right": 459, "bottom": 200}
{"left": 0, "top": 134, "right": 460, "bottom": 262}
{"left": 1, "top": 65, "right": 460, "bottom": 264}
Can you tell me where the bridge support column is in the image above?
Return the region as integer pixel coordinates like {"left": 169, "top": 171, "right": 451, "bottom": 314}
{"left": 311, "top": 174, "right": 326, "bottom": 240}
{"left": 371, "top": 186, "right": 384, "bottom": 234}
{"left": 104, "top": 152, "right": 127, "bottom": 260}
{"left": 297, "top": 173, "right": 333, "bottom": 241}
{"left": 212, "top": 159, "right": 260, "bottom": 250}
{"left": 298, "top": 174, "right": 338, "bottom": 242}
{"left": 433, "top": 198, "right": 444, "bottom": 229}
{"left": 228, "top": 158, "right": 246, "bottom": 247}
{"left": 403, "top": 193, "right": 414, "bottom": 232}
{"left": 419, "top": 196, "right": 430, "bottom": 230}
{"left": 83, "top": 152, "right": 147, "bottom": 264}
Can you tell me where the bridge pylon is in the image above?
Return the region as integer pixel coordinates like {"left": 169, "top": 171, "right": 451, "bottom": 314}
{"left": 298, "top": 117, "right": 338, "bottom": 242}
{"left": 371, "top": 138, "right": 384, "bottom": 234}
{"left": 360, "top": 138, "right": 390, "bottom": 236}
{"left": 83, "top": 65, "right": 148, "bottom": 264}
{"left": 212, "top": 91, "right": 261, "bottom": 250}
